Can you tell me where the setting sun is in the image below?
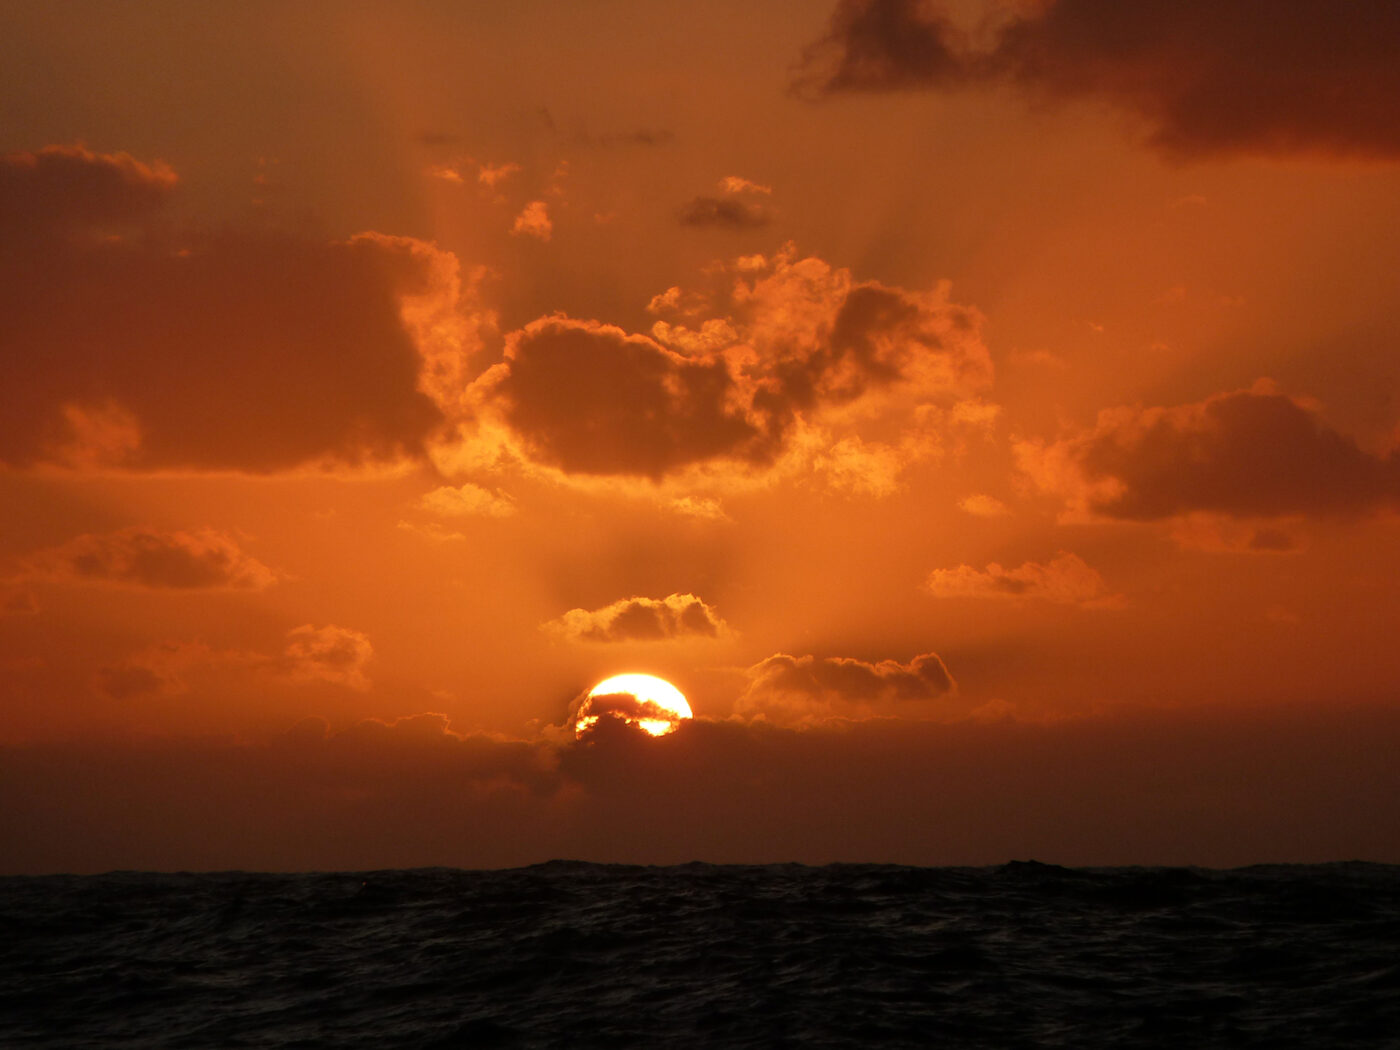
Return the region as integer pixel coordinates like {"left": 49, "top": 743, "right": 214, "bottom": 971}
{"left": 575, "top": 674, "right": 692, "bottom": 737}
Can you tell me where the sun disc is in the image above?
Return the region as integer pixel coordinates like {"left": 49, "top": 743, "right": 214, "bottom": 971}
{"left": 575, "top": 673, "right": 692, "bottom": 737}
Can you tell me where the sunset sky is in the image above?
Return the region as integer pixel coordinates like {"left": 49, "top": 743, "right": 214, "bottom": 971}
{"left": 4, "top": 0, "right": 1400, "bottom": 873}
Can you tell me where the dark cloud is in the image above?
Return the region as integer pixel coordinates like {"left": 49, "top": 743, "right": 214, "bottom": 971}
{"left": 26, "top": 527, "right": 277, "bottom": 590}
{"left": 792, "top": 0, "right": 967, "bottom": 97}
{"left": 7, "top": 701, "right": 1400, "bottom": 872}
{"left": 738, "top": 651, "right": 955, "bottom": 724}
{"left": 489, "top": 318, "right": 767, "bottom": 479}
{"left": 1, "top": 146, "right": 452, "bottom": 473}
{"left": 0, "top": 144, "right": 177, "bottom": 242}
{"left": 94, "top": 662, "right": 174, "bottom": 701}
{"left": 677, "top": 196, "right": 772, "bottom": 230}
{"left": 797, "top": 0, "right": 1400, "bottom": 159}
{"left": 1018, "top": 384, "right": 1400, "bottom": 520}
{"left": 475, "top": 249, "right": 990, "bottom": 482}
{"left": 544, "top": 593, "right": 729, "bottom": 643}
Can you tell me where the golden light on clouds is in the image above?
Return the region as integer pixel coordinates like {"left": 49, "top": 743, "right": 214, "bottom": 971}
{"left": 2, "top": 0, "right": 1400, "bottom": 872}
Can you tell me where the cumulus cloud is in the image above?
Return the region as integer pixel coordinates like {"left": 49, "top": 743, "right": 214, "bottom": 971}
{"left": 678, "top": 175, "right": 775, "bottom": 230}
{"left": 484, "top": 317, "right": 765, "bottom": 479}
{"left": 0, "top": 146, "right": 474, "bottom": 473}
{"left": 736, "top": 651, "right": 955, "bottom": 725}
{"left": 1015, "top": 382, "right": 1400, "bottom": 521}
{"left": 282, "top": 624, "right": 374, "bottom": 691}
{"left": 925, "top": 551, "right": 1119, "bottom": 607}
{"left": 544, "top": 593, "right": 730, "bottom": 644}
{"left": 24, "top": 527, "right": 276, "bottom": 590}
{"left": 463, "top": 245, "right": 992, "bottom": 487}
{"left": 511, "top": 200, "right": 552, "bottom": 240}
{"left": 795, "top": 0, "right": 1400, "bottom": 159}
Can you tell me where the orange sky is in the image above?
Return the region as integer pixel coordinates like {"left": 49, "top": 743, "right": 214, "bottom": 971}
{"left": 3, "top": 0, "right": 1400, "bottom": 872}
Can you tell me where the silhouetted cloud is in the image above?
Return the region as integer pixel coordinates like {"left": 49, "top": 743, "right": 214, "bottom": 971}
{"left": 5, "top": 701, "right": 1400, "bottom": 871}
{"left": 1016, "top": 382, "right": 1400, "bottom": 520}
{"left": 0, "top": 144, "right": 177, "bottom": 242}
{"left": 796, "top": 0, "right": 1400, "bottom": 159}
{"left": 925, "top": 551, "right": 1119, "bottom": 607}
{"left": 0, "top": 146, "right": 456, "bottom": 473}
{"left": 678, "top": 175, "right": 775, "bottom": 229}
{"left": 466, "top": 247, "right": 991, "bottom": 484}
{"left": 25, "top": 527, "right": 276, "bottom": 590}
{"left": 544, "top": 593, "right": 729, "bottom": 643}
{"left": 486, "top": 317, "right": 765, "bottom": 478}
{"left": 678, "top": 196, "right": 771, "bottom": 229}
{"left": 737, "top": 651, "right": 955, "bottom": 724}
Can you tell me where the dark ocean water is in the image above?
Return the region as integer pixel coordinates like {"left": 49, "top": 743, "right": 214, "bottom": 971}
{"left": 2, "top": 862, "right": 1398, "bottom": 1049}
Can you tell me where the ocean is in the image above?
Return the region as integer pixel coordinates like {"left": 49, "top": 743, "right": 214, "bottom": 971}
{"left": 2, "top": 861, "right": 1397, "bottom": 1047}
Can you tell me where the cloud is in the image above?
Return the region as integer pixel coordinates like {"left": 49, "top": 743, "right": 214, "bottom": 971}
{"left": 719, "top": 175, "right": 773, "bottom": 196}
{"left": 1, "top": 148, "right": 465, "bottom": 472}
{"left": 0, "top": 144, "right": 177, "bottom": 241}
{"left": 925, "top": 552, "right": 1119, "bottom": 607}
{"left": 737, "top": 651, "right": 955, "bottom": 725}
{"left": 455, "top": 246, "right": 991, "bottom": 487}
{"left": 282, "top": 624, "right": 374, "bottom": 691}
{"left": 477, "top": 162, "right": 521, "bottom": 189}
{"left": 1168, "top": 514, "right": 1305, "bottom": 555}
{"left": 7, "top": 700, "right": 1400, "bottom": 871}
{"left": 483, "top": 317, "right": 765, "bottom": 479}
{"left": 792, "top": 0, "right": 969, "bottom": 97}
{"left": 796, "top": 0, "right": 1400, "bottom": 160}
{"left": 679, "top": 175, "right": 776, "bottom": 229}
{"left": 544, "top": 593, "right": 730, "bottom": 644}
{"left": 94, "top": 661, "right": 179, "bottom": 701}
{"left": 25, "top": 527, "right": 276, "bottom": 590}
{"left": 677, "top": 196, "right": 772, "bottom": 230}
{"left": 419, "top": 482, "right": 516, "bottom": 518}
{"left": 958, "top": 493, "right": 1009, "bottom": 517}
{"left": 1, "top": 588, "right": 37, "bottom": 615}
{"left": 511, "top": 200, "right": 552, "bottom": 240}
{"left": 1016, "top": 382, "right": 1400, "bottom": 521}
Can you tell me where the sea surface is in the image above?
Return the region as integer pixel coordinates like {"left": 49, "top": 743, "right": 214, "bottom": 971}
{"left": 2, "top": 861, "right": 1398, "bottom": 1048}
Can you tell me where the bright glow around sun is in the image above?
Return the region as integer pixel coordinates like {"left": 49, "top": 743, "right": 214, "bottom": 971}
{"left": 575, "top": 673, "right": 692, "bottom": 737}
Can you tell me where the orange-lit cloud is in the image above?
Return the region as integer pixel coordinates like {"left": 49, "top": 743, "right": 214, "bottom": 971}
{"left": 419, "top": 482, "right": 517, "bottom": 518}
{"left": 511, "top": 200, "right": 552, "bottom": 240}
{"left": 798, "top": 0, "right": 1400, "bottom": 159}
{"left": 678, "top": 176, "right": 774, "bottom": 229}
{"left": 544, "top": 593, "right": 729, "bottom": 644}
{"left": 958, "top": 493, "right": 1010, "bottom": 517}
{"left": 282, "top": 625, "right": 374, "bottom": 691}
{"left": 24, "top": 527, "right": 276, "bottom": 590}
{"left": 1, "top": 148, "right": 457, "bottom": 473}
{"left": 737, "top": 651, "right": 955, "bottom": 724}
{"left": 1016, "top": 383, "right": 1400, "bottom": 521}
{"left": 463, "top": 246, "right": 991, "bottom": 487}
{"left": 0, "top": 144, "right": 177, "bottom": 241}
{"left": 925, "top": 551, "right": 1119, "bottom": 607}
{"left": 483, "top": 317, "right": 765, "bottom": 479}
